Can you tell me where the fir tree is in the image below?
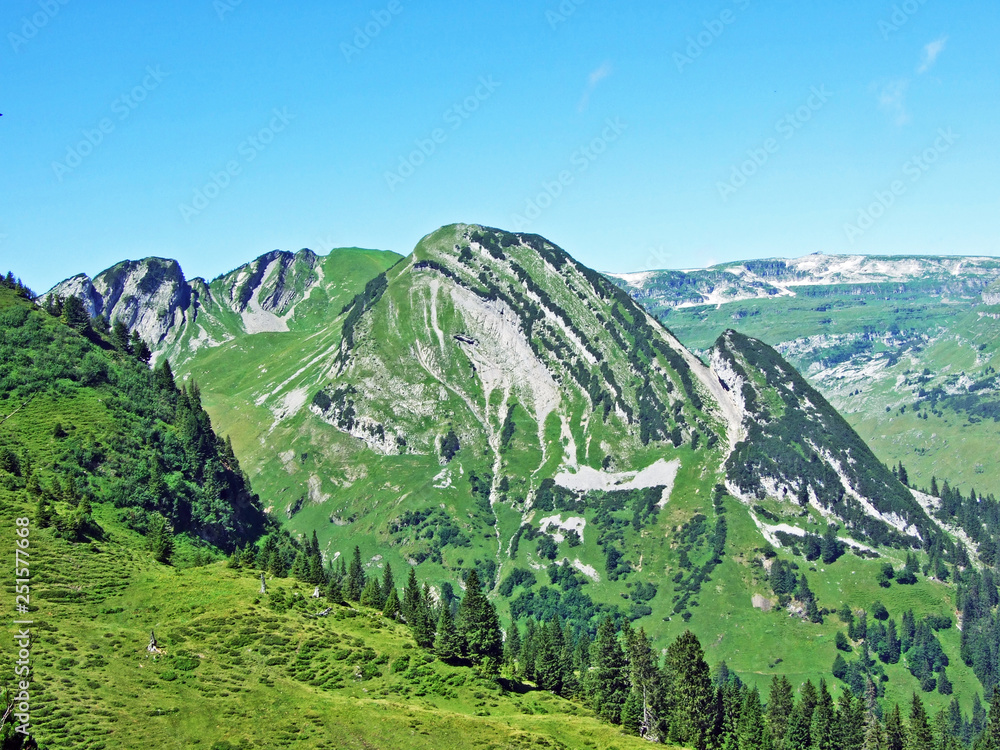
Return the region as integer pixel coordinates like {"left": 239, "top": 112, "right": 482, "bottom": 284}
{"left": 664, "top": 629, "right": 714, "bottom": 749}
{"left": 786, "top": 700, "right": 813, "bottom": 750}
{"left": 590, "top": 616, "right": 629, "bottom": 725}
{"left": 382, "top": 587, "right": 401, "bottom": 620}
{"left": 621, "top": 691, "right": 643, "bottom": 736}
{"left": 534, "top": 616, "right": 564, "bottom": 694}
{"left": 380, "top": 563, "right": 395, "bottom": 605}
{"left": 359, "top": 575, "right": 383, "bottom": 608}
{"left": 345, "top": 545, "right": 365, "bottom": 601}
{"left": 148, "top": 514, "right": 174, "bottom": 564}
{"left": 766, "top": 675, "right": 793, "bottom": 748}
{"left": 983, "top": 691, "right": 1000, "bottom": 750}
{"left": 402, "top": 566, "right": 422, "bottom": 624}
{"left": 434, "top": 605, "right": 464, "bottom": 662}
{"left": 811, "top": 680, "right": 837, "bottom": 750}
{"left": 908, "top": 694, "right": 934, "bottom": 750}
{"left": 837, "top": 689, "right": 864, "bottom": 750}
{"left": 503, "top": 621, "right": 522, "bottom": 678}
{"left": 741, "top": 686, "right": 772, "bottom": 750}
{"left": 456, "top": 570, "right": 503, "bottom": 673}
{"left": 410, "top": 595, "right": 436, "bottom": 649}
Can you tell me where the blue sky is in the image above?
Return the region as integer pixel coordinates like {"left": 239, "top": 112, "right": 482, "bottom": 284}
{"left": 2, "top": 0, "right": 998, "bottom": 292}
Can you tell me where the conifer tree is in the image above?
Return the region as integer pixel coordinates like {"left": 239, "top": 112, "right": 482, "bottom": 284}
{"left": 560, "top": 622, "right": 581, "bottom": 698}
{"left": 520, "top": 620, "right": 539, "bottom": 683}
{"left": 621, "top": 690, "right": 643, "bottom": 736}
{"left": 738, "top": 686, "right": 771, "bottom": 750}
{"left": 766, "top": 675, "right": 793, "bottom": 749}
{"left": 326, "top": 573, "right": 344, "bottom": 604}
{"left": 346, "top": 545, "right": 365, "bottom": 601}
{"left": 908, "top": 693, "right": 934, "bottom": 750}
{"left": 786, "top": 701, "right": 813, "bottom": 750}
{"left": 434, "top": 605, "right": 464, "bottom": 662}
{"left": 664, "top": 630, "right": 714, "bottom": 750}
{"left": 410, "top": 587, "right": 436, "bottom": 649}
{"left": 380, "top": 562, "right": 395, "bottom": 604}
{"left": 972, "top": 694, "right": 988, "bottom": 740}
{"left": 456, "top": 570, "right": 502, "bottom": 673}
{"left": 402, "top": 566, "right": 421, "bottom": 624}
{"left": 534, "top": 616, "right": 564, "bottom": 694}
{"left": 981, "top": 691, "right": 1000, "bottom": 750}
{"left": 837, "top": 689, "right": 864, "bottom": 750}
{"left": 627, "top": 626, "right": 659, "bottom": 739}
{"left": 810, "top": 680, "right": 837, "bottom": 750}
{"left": 382, "top": 587, "right": 401, "bottom": 620}
{"left": 590, "top": 616, "right": 629, "bottom": 725}
{"left": 503, "top": 621, "right": 522, "bottom": 678}
{"left": 359, "top": 575, "right": 383, "bottom": 608}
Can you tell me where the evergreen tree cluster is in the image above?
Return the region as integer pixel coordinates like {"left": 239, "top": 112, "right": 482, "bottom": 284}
{"left": 0, "top": 288, "right": 269, "bottom": 553}
{"left": 832, "top": 603, "right": 953, "bottom": 697}
{"left": 0, "top": 271, "right": 35, "bottom": 300}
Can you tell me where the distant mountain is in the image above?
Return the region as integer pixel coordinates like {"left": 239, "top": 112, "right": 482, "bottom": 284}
{"left": 42, "top": 247, "right": 402, "bottom": 368}
{"left": 611, "top": 253, "right": 1000, "bottom": 500}
{"left": 40, "top": 227, "right": 988, "bottom": 708}
{"left": 608, "top": 254, "right": 1000, "bottom": 314}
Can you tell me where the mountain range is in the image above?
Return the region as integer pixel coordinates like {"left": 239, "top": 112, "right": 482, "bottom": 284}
{"left": 14, "top": 224, "right": 998, "bottom": 747}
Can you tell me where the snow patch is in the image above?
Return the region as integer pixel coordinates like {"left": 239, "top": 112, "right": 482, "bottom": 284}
{"left": 554, "top": 458, "right": 680, "bottom": 495}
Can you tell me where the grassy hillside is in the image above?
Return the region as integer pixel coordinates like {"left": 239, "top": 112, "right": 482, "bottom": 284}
{"left": 645, "top": 277, "right": 1000, "bottom": 499}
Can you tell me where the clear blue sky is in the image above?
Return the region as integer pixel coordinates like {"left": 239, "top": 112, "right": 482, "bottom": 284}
{"left": 2, "top": 0, "right": 998, "bottom": 292}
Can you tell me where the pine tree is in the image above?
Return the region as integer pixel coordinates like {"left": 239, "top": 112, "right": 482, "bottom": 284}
{"left": 326, "top": 574, "right": 344, "bottom": 604}
{"left": 456, "top": 570, "right": 503, "bottom": 673}
{"left": 811, "top": 680, "right": 837, "bottom": 750}
{"left": 945, "top": 698, "right": 963, "bottom": 745}
{"left": 738, "top": 686, "right": 771, "bottom": 750}
{"left": 503, "top": 621, "right": 522, "bottom": 678}
{"left": 380, "top": 563, "right": 395, "bottom": 605}
{"left": 359, "top": 575, "right": 383, "bottom": 608}
{"left": 937, "top": 667, "right": 952, "bottom": 696}
{"left": 290, "top": 550, "right": 309, "bottom": 580}
{"left": 972, "top": 694, "right": 988, "bottom": 739}
{"left": 621, "top": 690, "right": 643, "bottom": 736}
{"left": 434, "top": 605, "right": 464, "bottom": 662}
{"left": 837, "top": 689, "right": 864, "bottom": 750}
{"left": 111, "top": 320, "right": 131, "bottom": 353}
{"left": 148, "top": 514, "right": 174, "bottom": 564}
{"left": 382, "top": 587, "right": 401, "bottom": 620}
{"left": 35, "top": 496, "right": 52, "bottom": 529}
{"left": 983, "top": 690, "right": 1000, "bottom": 750}
{"left": 534, "top": 616, "right": 564, "bottom": 694}
{"left": 590, "top": 616, "right": 629, "bottom": 725}
{"left": 560, "top": 622, "right": 581, "bottom": 699}
{"left": 767, "top": 675, "right": 794, "bottom": 748}
{"left": 626, "top": 626, "right": 659, "bottom": 740}
{"left": 908, "top": 693, "right": 934, "bottom": 750}
{"left": 402, "top": 566, "right": 422, "bottom": 624}
{"left": 664, "top": 629, "right": 714, "bottom": 750}
{"left": 862, "top": 712, "right": 886, "bottom": 750}
{"left": 62, "top": 294, "right": 90, "bottom": 331}
{"left": 410, "top": 594, "right": 436, "bottom": 649}
{"left": 520, "top": 619, "right": 539, "bottom": 683}
{"left": 786, "top": 700, "right": 813, "bottom": 750}
{"left": 345, "top": 545, "right": 365, "bottom": 601}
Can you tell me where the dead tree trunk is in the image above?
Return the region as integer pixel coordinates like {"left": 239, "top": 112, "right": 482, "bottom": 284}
{"left": 147, "top": 630, "right": 161, "bottom": 653}
{"left": 260, "top": 572, "right": 267, "bottom": 595}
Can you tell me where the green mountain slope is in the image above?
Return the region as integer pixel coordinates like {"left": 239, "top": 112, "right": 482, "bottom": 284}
{"left": 33, "top": 229, "right": 997, "bottom": 720}
{"left": 611, "top": 255, "right": 1000, "bottom": 499}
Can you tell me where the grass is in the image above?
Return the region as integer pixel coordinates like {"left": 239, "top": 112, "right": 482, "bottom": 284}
{"left": 0, "top": 495, "right": 670, "bottom": 750}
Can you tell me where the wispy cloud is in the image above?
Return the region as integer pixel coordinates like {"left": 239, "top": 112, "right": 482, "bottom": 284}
{"left": 878, "top": 79, "right": 911, "bottom": 126}
{"left": 577, "top": 61, "right": 613, "bottom": 112}
{"left": 917, "top": 36, "right": 948, "bottom": 74}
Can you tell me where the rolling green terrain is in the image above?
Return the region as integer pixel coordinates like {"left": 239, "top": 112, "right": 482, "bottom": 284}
{"left": 610, "top": 256, "right": 1000, "bottom": 499}
{"left": 21, "top": 231, "right": 1000, "bottom": 747}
